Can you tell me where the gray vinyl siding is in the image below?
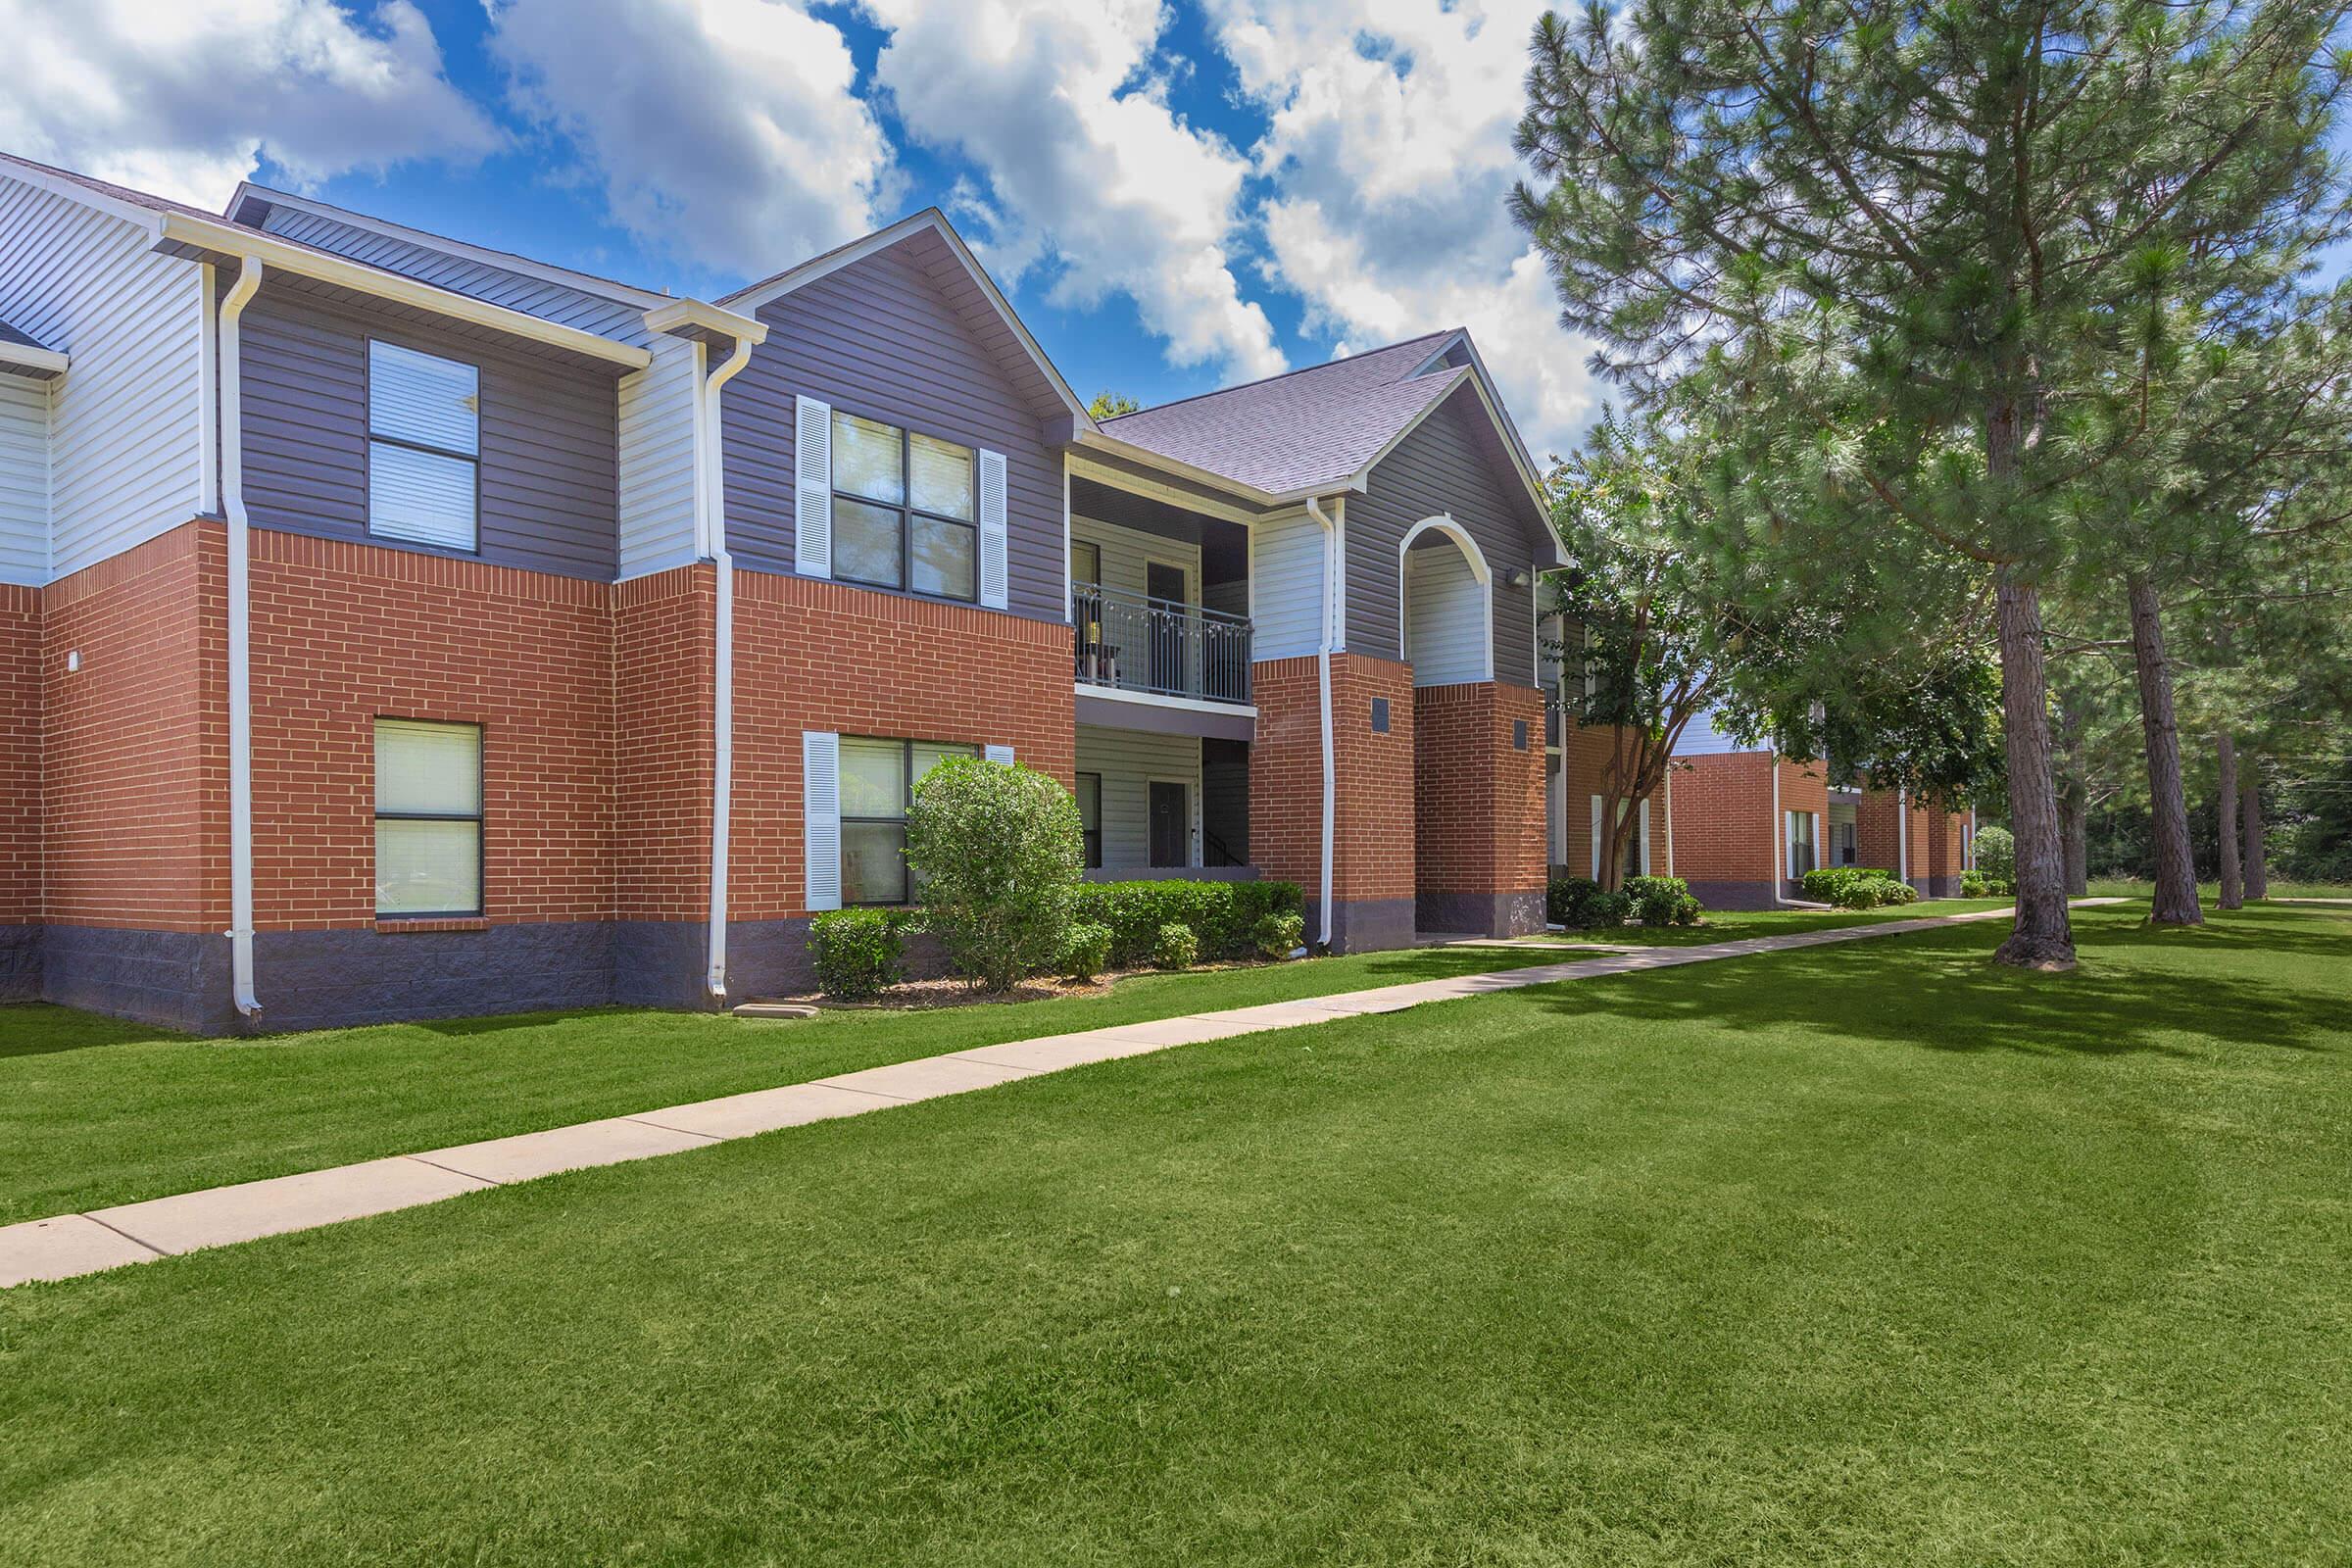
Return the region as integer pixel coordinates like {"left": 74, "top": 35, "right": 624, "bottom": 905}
{"left": 720, "top": 240, "right": 1064, "bottom": 620}
{"left": 1071, "top": 514, "right": 1200, "bottom": 606}
{"left": 0, "top": 173, "right": 206, "bottom": 580}
{"left": 0, "top": 371, "right": 46, "bottom": 583}
{"left": 1075, "top": 724, "right": 1201, "bottom": 869}
{"left": 1345, "top": 387, "right": 1540, "bottom": 685}
{"left": 256, "top": 206, "right": 651, "bottom": 342}
{"left": 237, "top": 279, "right": 620, "bottom": 579}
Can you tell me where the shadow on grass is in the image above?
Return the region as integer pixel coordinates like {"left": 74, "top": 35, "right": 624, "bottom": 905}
{"left": 1534, "top": 908, "right": 2351, "bottom": 1059}
{"left": 0, "top": 1004, "right": 187, "bottom": 1059}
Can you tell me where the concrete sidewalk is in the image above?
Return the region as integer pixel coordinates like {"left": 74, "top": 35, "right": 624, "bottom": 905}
{"left": 0, "top": 900, "right": 2128, "bottom": 1289}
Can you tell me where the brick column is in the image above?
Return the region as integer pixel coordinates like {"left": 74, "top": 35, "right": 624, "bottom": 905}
{"left": 0, "top": 581, "right": 40, "bottom": 1000}
{"left": 1250, "top": 653, "right": 1417, "bottom": 951}
{"left": 1411, "top": 680, "right": 1547, "bottom": 936}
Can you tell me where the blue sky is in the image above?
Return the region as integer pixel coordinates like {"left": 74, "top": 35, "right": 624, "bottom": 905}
{"left": 3, "top": 0, "right": 1602, "bottom": 456}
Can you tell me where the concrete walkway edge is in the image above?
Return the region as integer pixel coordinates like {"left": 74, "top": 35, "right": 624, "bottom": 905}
{"left": 0, "top": 900, "right": 2130, "bottom": 1288}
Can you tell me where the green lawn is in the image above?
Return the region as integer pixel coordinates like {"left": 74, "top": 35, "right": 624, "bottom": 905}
{"left": 4, "top": 900, "right": 2348, "bottom": 1565}
{"left": 2088, "top": 876, "right": 2352, "bottom": 901}
{"left": 1538, "top": 895, "right": 2016, "bottom": 946}
{"left": 0, "top": 945, "right": 1577, "bottom": 1226}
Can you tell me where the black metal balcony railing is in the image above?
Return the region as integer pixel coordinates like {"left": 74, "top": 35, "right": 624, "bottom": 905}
{"left": 1072, "top": 583, "right": 1252, "bottom": 706}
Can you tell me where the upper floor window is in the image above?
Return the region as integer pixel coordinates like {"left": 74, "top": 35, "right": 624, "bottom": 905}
{"left": 831, "top": 411, "right": 976, "bottom": 602}
{"left": 368, "top": 341, "right": 480, "bottom": 552}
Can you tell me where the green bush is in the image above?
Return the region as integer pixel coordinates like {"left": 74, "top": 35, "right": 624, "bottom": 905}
{"left": 1059, "top": 920, "right": 1111, "bottom": 982}
{"left": 1152, "top": 921, "right": 1199, "bottom": 970}
{"left": 1973, "top": 824, "right": 2015, "bottom": 887}
{"left": 1070, "top": 879, "right": 1305, "bottom": 966}
{"left": 1802, "top": 867, "right": 1896, "bottom": 906}
{"left": 1253, "top": 910, "right": 1305, "bottom": 959}
{"left": 1548, "top": 876, "right": 1633, "bottom": 929}
{"left": 1961, "top": 870, "right": 2011, "bottom": 898}
{"left": 1624, "top": 874, "right": 1703, "bottom": 928}
{"left": 904, "top": 757, "right": 1082, "bottom": 993}
{"left": 808, "top": 908, "right": 908, "bottom": 1001}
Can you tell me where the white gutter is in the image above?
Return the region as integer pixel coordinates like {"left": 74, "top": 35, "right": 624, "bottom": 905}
{"left": 1897, "top": 786, "right": 1910, "bottom": 886}
{"left": 1306, "top": 496, "right": 1340, "bottom": 949}
{"left": 699, "top": 330, "right": 759, "bottom": 1001}
{"left": 1770, "top": 757, "right": 1784, "bottom": 906}
{"left": 0, "top": 341, "right": 69, "bottom": 377}
{"left": 220, "top": 255, "right": 265, "bottom": 1020}
{"left": 152, "top": 213, "right": 651, "bottom": 371}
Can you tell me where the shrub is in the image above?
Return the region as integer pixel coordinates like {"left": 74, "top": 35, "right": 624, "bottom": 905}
{"left": 904, "top": 757, "right": 1082, "bottom": 993}
{"left": 1152, "top": 921, "right": 1199, "bottom": 970}
{"left": 808, "top": 908, "right": 907, "bottom": 1001}
{"left": 1800, "top": 866, "right": 1919, "bottom": 909}
{"left": 1961, "top": 870, "right": 1991, "bottom": 898}
{"left": 1070, "top": 879, "right": 1305, "bottom": 965}
{"left": 1973, "top": 824, "right": 2015, "bottom": 888}
{"left": 1624, "top": 874, "right": 1703, "bottom": 928}
{"left": 1253, "top": 910, "right": 1305, "bottom": 959}
{"left": 1548, "top": 876, "right": 1627, "bottom": 929}
{"left": 1059, "top": 920, "right": 1111, "bottom": 982}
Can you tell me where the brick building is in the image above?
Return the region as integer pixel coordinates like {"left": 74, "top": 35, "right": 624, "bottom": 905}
{"left": 0, "top": 153, "right": 1563, "bottom": 1031}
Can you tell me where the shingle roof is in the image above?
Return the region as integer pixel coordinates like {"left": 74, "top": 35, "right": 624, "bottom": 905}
{"left": 0, "top": 318, "right": 51, "bottom": 353}
{"left": 1099, "top": 332, "right": 1469, "bottom": 495}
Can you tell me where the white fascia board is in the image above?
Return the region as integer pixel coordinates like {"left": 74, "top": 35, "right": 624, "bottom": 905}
{"left": 150, "top": 213, "right": 652, "bottom": 371}
{"left": 0, "top": 342, "right": 67, "bottom": 378}
{"left": 227, "top": 182, "right": 673, "bottom": 310}
{"left": 722, "top": 209, "right": 1094, "bottom": 429}
{"left": 643, "top": 297, "right": 769, "bottom": 347}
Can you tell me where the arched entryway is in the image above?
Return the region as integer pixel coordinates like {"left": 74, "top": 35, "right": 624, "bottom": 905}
{"left": 1398, "top": 517, "right": 1493, "bottom": 686}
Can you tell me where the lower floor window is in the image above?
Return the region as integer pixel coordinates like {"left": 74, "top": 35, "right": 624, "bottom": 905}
{"left": 840, "top": 736, "right": 979, "bottom": 905}
{"left": 1787, "top": 809, "right": 1818, "bottom": 879}
{"left": 375, "top": 718, "right": 483, "bottom": 916}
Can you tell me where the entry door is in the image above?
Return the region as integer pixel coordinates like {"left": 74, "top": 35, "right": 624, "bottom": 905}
{"left": 1146, "top": 561, "right": 1188, "bottom": 694}
{"left": 1149, "top": 780, "right": 1190, "bottom": 867}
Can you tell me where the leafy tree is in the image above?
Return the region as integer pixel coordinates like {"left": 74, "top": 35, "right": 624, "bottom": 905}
{"left": 1087, "top": 390, "right": 1141, "bottom": 419}
{"left": 904, "top": 757, "right": 1083, "bottom": 992}
{"left": 1513, "top": 0, "right": 2349, "bottom": 968}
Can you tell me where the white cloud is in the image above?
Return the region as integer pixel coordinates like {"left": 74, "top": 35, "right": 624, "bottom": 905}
{"left": 1204, "top": 0, "right": 1601, "bottom": 460}
{"left": 861, "top": 0, "right": 1286, "bottom": 380}
{"left": 490, "top": 0, "right": 892, "bottom": 280}
{"left": 0, "top": 0, "right": 500, "bottom": 210}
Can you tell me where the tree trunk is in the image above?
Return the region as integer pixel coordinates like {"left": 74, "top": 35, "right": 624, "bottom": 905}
{"left": 2056, "top": 687, "right": 2089, "bottom": 896}
{"left": 2242, "top": 760, "right": 2269, "bottom": 899}
{"left": 1990, "top": 567, "right": 2077, "bottom": 967}
{"left": 2126, "top": 572, "right": 2201, "bottom": 926}
{"left": 2216, "top": 734, "right": 2242, "bottom": 909}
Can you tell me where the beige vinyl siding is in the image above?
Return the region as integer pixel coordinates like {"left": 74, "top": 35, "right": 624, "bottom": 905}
{"left": 0, "top": 371, "right": 47, "bottom": 583}
{"left": 1248, "top": 507, "right": 1325, "bottom": 660}
{"left": 1075, "top": 724, "right": 1201, "bottom": 869}
{"left": 616, "top": 333, "right": 703, "bottom": 579}
{"left": 0, "top": 174, "right": 205, "bottom": 580}
{"left": 1070, "top": 512, "right": 1200, "bottom": 604}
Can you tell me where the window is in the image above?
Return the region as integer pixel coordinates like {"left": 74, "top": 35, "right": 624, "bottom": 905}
{"left": 1835, "top": 818, "right": 1859, "bottom": 866}
{"left": 839, "top": 736, "right": 980, "bottom": 904}
{"left": 368, "top": 341, "right": 480, "bottom": 550}
{"left": 1071, "top": 539, "right": 1102, "bottom": 589}
{"left": 1787, "top": 809, "right": 1817, "bottom": 879}
{"left": 375, "top": 719, "right": 482, "bottom": 916}
{"left": 831, "top": 410, "right": 977, "bottom": 601}
{"left": 1077, "top": 772, "right": 1102, "bottom": 869}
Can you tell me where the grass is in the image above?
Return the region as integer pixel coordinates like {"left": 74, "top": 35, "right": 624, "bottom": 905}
{"left": 1537, "top": 895, "right": 2016, "bottom": 946}
{"left": 0, "top": 944, "right": 1579, "bottom": 1226}
{"left": 2088, "top": 875, "right": 2352, "bottom": 902}
{"left": 3, "top": 900, "right": 2348, "bottom": 1565}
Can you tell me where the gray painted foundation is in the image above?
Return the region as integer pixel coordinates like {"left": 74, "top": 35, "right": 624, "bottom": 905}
{"left": 1315, "top": 897, "right": 1417, "bottom": 954}
{"left": 41, "top": 925, "right": 231, "bottom": 1034}
{"left": 253, "top": 923, "right": 616, "bottom": 1033}
{"left": 1414, "top": 890, "right": 1547, "bottom": 939}
{"left": 1686, "top": 880, "right": 1779, "bottom": 912}
{"left": 0, "top": 923, "right": 38, "bottom": 1002}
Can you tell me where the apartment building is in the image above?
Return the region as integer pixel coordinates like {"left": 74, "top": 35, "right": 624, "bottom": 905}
{"left": 0, "top": 153, "right": 1559, "bottom": 1032}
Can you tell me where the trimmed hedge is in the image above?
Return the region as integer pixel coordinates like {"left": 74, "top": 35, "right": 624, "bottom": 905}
{"left": 1548, "top": 876, "right": 1631, "bottom": 929}
{"left": 1070, "top": 879, "right": 1305, "bottom": 967}
{"left": 1060, "top": 920, "right": 1111, "bottom": 982}
{"left": 808, "top": 908, "right": 911, "bottom": 1000}
{"left": 1623, "top": 874, "right": 1703, "bottom": 927}
{"left": 1253, "top": 911, "right": 1305, "bottom": 959}
{"left": 1152, "top": 922, "right": 1200, "bottom": 970}
{"left": 1801, "top": 866, "right": 1917, "bottom": 909}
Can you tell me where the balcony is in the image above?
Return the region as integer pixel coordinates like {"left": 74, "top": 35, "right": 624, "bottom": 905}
{"left": 1073, "top": 583, "right": 1252, "bottom": 707}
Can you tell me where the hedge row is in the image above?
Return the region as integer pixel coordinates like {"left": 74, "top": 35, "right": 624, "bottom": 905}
{"left": 1800, "top": 866, "right": 1918, "bottom": 908}
{"left": 1071, "top": 879, "right": 1306, "bottom": 966}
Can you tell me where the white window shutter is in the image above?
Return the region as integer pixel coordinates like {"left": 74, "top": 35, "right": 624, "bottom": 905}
{"left": 977, "top": 448, "right": 1008, "bottom": 609}
{"left": 804, "top": 731, "right": 841, "bottom": 911}
{"left": 984, "top": 744, "right": 1014, "bottom": 765}
{"left": 1638, "top": 799, "right": 1651, "bottom": 877}
{"left": 795, "top": 396, "right": 832, "bottom": 579}
{"left": 1589, "top": 795, "right": 1602, "bottom": 880}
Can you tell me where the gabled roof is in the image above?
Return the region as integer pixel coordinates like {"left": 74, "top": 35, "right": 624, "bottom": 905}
{"left": 0, "top": 318, "right": 66, "bottom": 378}
{"left": 1096, "top": 327, "right": 1548, "bottom": 526}
{"left": 722, "top": 208, "right": 1091, "bottom": 430}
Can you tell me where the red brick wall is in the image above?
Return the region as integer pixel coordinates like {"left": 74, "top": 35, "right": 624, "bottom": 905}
{"left": 1250, "top": 653, "right": 1417, "bottom": 906}
{"left": 1558, "top": 721, "right": 1657, "bottom": 879}
{"left": 248, "top": 531, "right": 615, "bottom": 930}
{"left": 1668, "top": 751, "right": 1776, "bottom": 884}
{"left": 40, "top": 521, "right": 226, "bottom": 932}
{"left": 0, "top": 583, "right": 39, "bottom": 923}
{"left": 728, "top": 572, "right": 1075, "bottom": 920}
{"left": 616, "top": 565, "right": 715, "bottom": 922}
{"left": 1856, "top": 788, "right": 1905, "bottom": 875}
{"left": 1412, "top": 681, "right": 1547, "bottom": 903}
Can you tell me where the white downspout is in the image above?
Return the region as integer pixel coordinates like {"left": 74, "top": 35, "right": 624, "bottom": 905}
{"left": 702, "top": 332, "right": 757, "bottom": 1001}
{"left": 1305, "top": 496, "right": 1339, "bottom": 949}
{"left": 220, "top": 255, "right": 264, "bottom": 1020}
{"left": 1897, "top": 785, "right": 1910, "bottom": 887}
{"left": 1769, "top": 757, "right": 1783, "bottom": 905}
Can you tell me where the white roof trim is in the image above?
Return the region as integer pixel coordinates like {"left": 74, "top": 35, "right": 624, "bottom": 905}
{"left": 0, "top": 341, "right": 68, "bottom": 377}
{"left": 227, "top": 182, "right": 672, "bottom": 310}
{"left": 643, "top": 297, "right": 768, "bottom": 345}
{"left": 722, "top": 209, "right": 1094, "bottom": 429}
{"left": 0, "top": 155, "right": 160, "bottom": 228}
{"left": 150, "top": 213, "right": 652, "bottom": 371}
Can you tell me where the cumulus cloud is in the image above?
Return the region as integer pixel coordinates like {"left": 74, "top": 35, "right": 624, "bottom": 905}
{"left": 861, "top": 0, "right": 1286, "bottom": 380}
{"left": 0, "top": 0, "right": 500, "bottom": 210}
{"left": 489, "top": 0, "right": 891, "bottom": 279}
{"left": 1204, "top": 0, "right": 1601, "bottom": 460}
